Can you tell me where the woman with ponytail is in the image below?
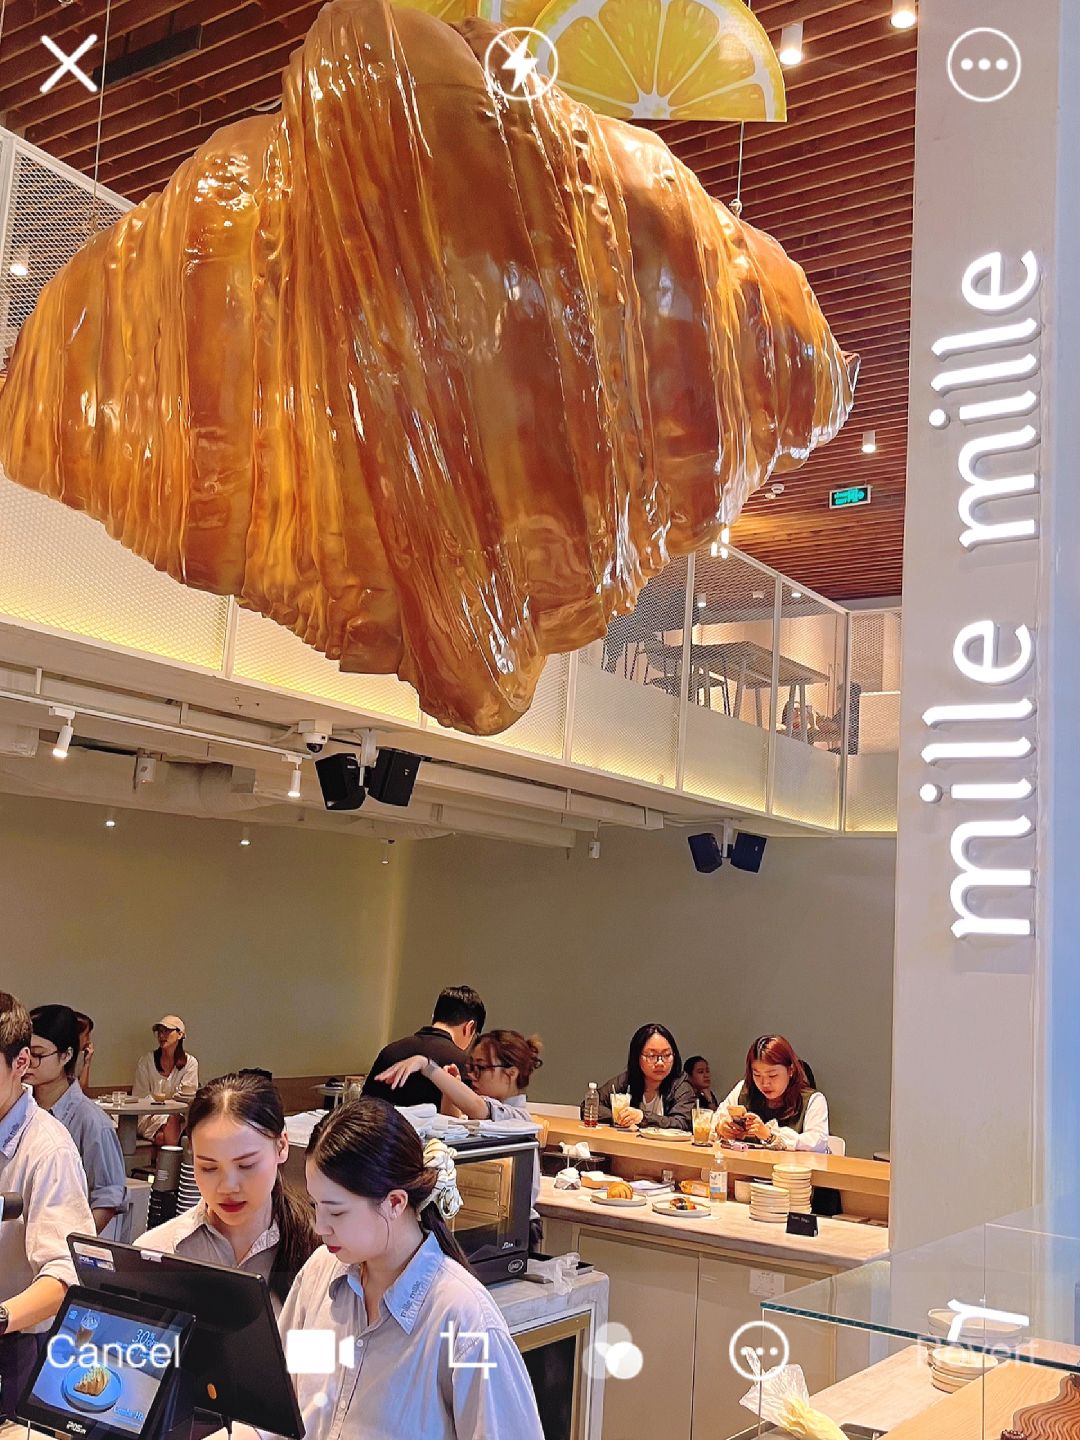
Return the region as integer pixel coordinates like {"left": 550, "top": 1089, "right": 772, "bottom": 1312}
{"left": 280, "top": 1097, "right": 542, "bottom": 1439}
{"left": 139, "top": 1072, "right": 318, "bottom": 1306}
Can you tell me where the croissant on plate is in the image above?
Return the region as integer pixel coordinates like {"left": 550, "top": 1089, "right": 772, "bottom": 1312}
{"left": 73, "top": 1366, "right": 110, "bottom": 1397}
{"left": 0, "top": 0, "right": 857, "bottom": 735}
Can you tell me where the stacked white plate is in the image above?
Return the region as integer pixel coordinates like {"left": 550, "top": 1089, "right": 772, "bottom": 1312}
{"left": 772, "top": 1163, "right": 813, "bottom": 1213}
{"left": 928, "top": 1345, "right": 998, "bottom": 1393}
{"left": 749, "top": 1183, "right": 791, "bottom": 1224}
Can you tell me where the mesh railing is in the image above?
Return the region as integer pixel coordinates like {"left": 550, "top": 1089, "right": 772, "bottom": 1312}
{"left": 0, "top": 127, "right": 902, "bottom": 834}
{"left": 844, "top": 608, "right": 902, "bottom": 832}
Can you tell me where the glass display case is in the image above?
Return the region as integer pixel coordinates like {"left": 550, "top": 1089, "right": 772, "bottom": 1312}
{"left": 733, "top": 1200, "right": 1080, "bottom": 1438}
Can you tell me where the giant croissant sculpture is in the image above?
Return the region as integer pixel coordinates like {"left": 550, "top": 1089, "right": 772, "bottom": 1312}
{"left": 0, "top": 0, "right": 857, "bottom": 736}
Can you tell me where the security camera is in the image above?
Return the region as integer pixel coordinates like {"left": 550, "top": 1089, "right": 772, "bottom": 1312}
{"left": 299, "top": 728, "right": 330, "bottom": 753}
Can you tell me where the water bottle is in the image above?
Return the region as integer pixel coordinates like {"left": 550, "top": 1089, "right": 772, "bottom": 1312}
{"left": 583, "top": 1082, "right": 599, "bottom": 1128}
{"left": 709, "top": 1148, "right": 727, "bottom": 1203}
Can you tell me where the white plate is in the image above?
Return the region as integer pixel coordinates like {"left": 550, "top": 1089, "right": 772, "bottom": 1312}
{"left": 590, "top": 1193, "right": 647, "bottom": 1208}
{"left": 652, "top": 1199, "right": 712, "bottom": 1217}
{"left": 637, "top": 1128, "right": 692, "bottom": 1142}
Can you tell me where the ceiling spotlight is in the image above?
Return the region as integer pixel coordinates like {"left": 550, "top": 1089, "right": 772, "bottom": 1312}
{"left": 8, "top": 246, "right": 29, "bottom": 279}
{"left": 104, "top": 809, "right": 117, "bottom": 829}
{"left": 381, "top": 839, "right": 395, "bottom": 865}
{"left": 891, "top": 0, "right": 917, "bottom": 29}
{"left": 695, "top": 591, "right": 707, "bottom": 610}
{"left": 721, "top": 525, "right": 731, "bottom": 544}
{"left": 287, "top": 758, "right": 303, "bottom": 799}
{"left": 710, "top": 541, "right": 719, "bottom": 557}
{"left": 240, "top": 826, "right": 251, "bottom": 847}
{"left": 862, "top": 429, "right": 878, "bottom": 454}
{"left": 588, "top": 838, "right": 601, "bottom": 860}
{"left": 49, "top": 707, "right": 75, "bottom": 759}
{"left": 791, "top": 590, "right": 802, "bottom": 600}
{"left": 778, "top": 20, "right": 804, "bottom": 66}
{"left": 770, "top": 482, "right": 785, "bottom": 496}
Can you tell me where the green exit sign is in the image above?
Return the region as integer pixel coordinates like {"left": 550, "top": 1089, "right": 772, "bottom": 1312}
{"left": 830, "top": 485, "right": 872, "bottom": 509}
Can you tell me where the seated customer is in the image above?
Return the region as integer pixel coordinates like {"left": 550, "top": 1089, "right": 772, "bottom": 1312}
{"left": 714, "top": 1034, "right": 830, "bottom": 1151}
{"left": 27, "top": 1005, "right": 126, "bottom": 1234}
{"left": 74, "top": 1011, "right": 95, "bottom": 1093}
{"left": 140, "top": 1072, "right": 318, "bottom": 1308}
{"left": 362, "top": 985, "right": 485, "bottom": 1109}
{"left": 0, "top": 992, "right": 95, "bottom": 1419}
{"left": 133, "top": 1015, "right": 199, "bottom": 1147}
{"left": 586, "top": 1024, "right": 696, "bottom": 1131}
{"left": 683, "top": 1055, "right": 720, "bottom": 1110}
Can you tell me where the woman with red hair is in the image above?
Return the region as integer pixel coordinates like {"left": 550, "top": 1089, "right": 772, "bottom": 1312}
{"left": 714, "top": 1035, "right": 830, "bottom": 1152}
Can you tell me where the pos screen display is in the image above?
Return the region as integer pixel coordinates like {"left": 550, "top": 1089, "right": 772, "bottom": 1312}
{"left": 18, "top": 1290, "right": 193, "bottom": 1440}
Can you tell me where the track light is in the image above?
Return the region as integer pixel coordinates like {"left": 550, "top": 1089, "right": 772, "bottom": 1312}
{"left": 778, "top": 21, "right": 804, "bottom": 66}
{"left": 381, "top": 839, "right": 394, "bottom": 865}
{"left": 49, "top": 707, "right": 75, "bottom": 759}
{"left": 287, "top": 757, "right": 303, "bottom": 799}
{"left": 695, "top": 591, "right": 707, "bottom": 611}
{"left": 721, "top": 526, "right": 730, "bottom": 544}
{"left": 8, "top": 246, "right": 29, "bottom": 279}
{"left": 710, "top": 541, "right": 719, "bottom": 557}
{"left": 862, "top": 429, "right": 877, "bottom": 454}
{"left": 240, "top": 826, "right": 251, "bottom": 847}
{"left": 891, "top": 0, "right": 917, "bottom": 29}
{"left": 104, "top": 809, "right": 117, "bottom": 829}
{"left": 588, "top": 837, "right": 601, "bottom": 860}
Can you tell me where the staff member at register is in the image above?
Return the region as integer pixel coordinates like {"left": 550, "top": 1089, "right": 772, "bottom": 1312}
{"left": 0, "top": 992, "right": 95, "bottom": 1420}
{"left": 586, "top": 1023, "right": 696, "bottom": 1131}
{"left": 133, "top": 1014, "right": 199, "bottom": 1146}
{"left": 26, "top": 1005, "right": 126, "bottom": 1234}
{"left": 714, "top": 1034, "right": 830, "bottom": 1152}
{"left": 140, "top": 1072, "right": 318, "bottom": 1307}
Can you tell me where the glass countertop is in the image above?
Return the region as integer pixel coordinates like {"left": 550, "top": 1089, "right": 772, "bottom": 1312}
{"left": 763, "top": 1202, "right": 1080, "bottom": 1374}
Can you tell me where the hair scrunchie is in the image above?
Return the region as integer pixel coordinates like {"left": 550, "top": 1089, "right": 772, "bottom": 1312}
{"left": 420, "top": 1138, "right": 462, "bottom": 1221}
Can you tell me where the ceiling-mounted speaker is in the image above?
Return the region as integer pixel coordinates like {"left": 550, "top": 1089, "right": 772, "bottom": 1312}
{"left": 730, "top": 832, "right": 767, "bottom": 873}
{"left": 367, "top": 749, "right": 422, "bottom": 807}
{"left": 688, "top": 833, "right": 724, "bottom": 874}
{"left": 314, "top": 752, "right": 366, "bottom": 811}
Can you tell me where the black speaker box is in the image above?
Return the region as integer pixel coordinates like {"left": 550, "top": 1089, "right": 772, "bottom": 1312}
{"left": 314, "top": 752, "right": 366, "bottom": 811}
{"left": 688, "top": 833, "right": 724, "bottom": 874}
{"left": 367, "top": 749, "right": 422, "bottom": 807}
{"left": 730, "top": 832, "right": 767, "bottom": 873}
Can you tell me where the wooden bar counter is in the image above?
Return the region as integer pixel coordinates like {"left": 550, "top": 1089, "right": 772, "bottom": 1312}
{"left": 543, "top": 1116, "right": 891, "bottom": 1221}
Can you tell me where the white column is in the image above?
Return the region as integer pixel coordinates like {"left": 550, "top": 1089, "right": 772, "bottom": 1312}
{"left": 891, "top": 0, "right": 1080, "bottom": 1248}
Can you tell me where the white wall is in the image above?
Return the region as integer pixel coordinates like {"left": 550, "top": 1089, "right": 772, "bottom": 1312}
{"left": 392, "top": 826, "right": 896, "bottom": 1157}
{"left": 0, "top": 793, "right": 407, "bottom": 1087}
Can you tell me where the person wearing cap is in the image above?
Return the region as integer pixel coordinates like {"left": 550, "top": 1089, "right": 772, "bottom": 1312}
{"left": 132, "top": 1015, "right": 199, "bottom": 1147}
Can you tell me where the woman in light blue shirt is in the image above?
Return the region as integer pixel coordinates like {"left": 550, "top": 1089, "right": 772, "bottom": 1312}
{"left": 281, "top": 1098, "right": 543, "bottom": 1440}
{"left": 26, "top": 1005, "right": 126, "bottom": 1234}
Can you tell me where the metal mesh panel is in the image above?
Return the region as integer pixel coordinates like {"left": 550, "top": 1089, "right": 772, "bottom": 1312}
{"left": 570, "top": 565, "right": 685, "bottom": 787}
{"left": 770, "top": 583, "right": 845, "bottom": 827}
{"left": 845, "top": 608, "right": 901, "bottom": 832}
{"left": 0, "top": 139, "right": 128, "bottom": 368}
{"left": 0, "top": 480, "right": 229, "bottom": 667}
{"left": 231, "top": 607, "right": 422, "bottom": 723}
{"left": 428, "top": 653, "right": 569, "bottom": 759}
{"left": 682, "top": 548, "right": 775, "bottom": 810}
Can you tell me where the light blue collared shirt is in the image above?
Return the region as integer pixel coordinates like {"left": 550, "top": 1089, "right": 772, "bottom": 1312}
{"left": 50, "top": 1081, "right": 127, "bottom": 1212}
{"left": 271, "top": 1233, "right": 543, "bottom": 1440}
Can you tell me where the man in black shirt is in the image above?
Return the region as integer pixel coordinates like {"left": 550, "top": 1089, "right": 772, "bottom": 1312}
{"left": 362, "top": 985, "right": 486, "bottom": 1109}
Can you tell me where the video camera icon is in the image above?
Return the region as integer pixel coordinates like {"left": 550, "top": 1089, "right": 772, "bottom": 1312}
{"left": 285, "top": 1330, "right": 357, "bottom": 1375}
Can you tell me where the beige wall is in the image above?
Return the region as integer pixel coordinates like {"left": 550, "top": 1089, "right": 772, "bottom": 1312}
{"left": 393, "top": 827, "right": 896, "bottom": 1157}
{"left": 1, "top": 793, "right": 896, "bottom": 1157}
{"left": 0, "top": 793, "right": 407, "bottom": 1087}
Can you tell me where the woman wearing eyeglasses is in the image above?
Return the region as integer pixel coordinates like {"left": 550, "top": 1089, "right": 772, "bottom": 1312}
{"left": 587, "top": 1023, "right": 696, "bottom": 1131}
{"left": 26, "top": 1005, "right": 126, "bottom": 1234}
{"left": 374, "top": 1031, "right": 545, "bottom": 1250}
{"left": 132, "top": 1015, "right": 199, "bottom": 1147}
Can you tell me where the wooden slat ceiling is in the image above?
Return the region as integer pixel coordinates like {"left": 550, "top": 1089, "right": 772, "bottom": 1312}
{"left": 0, "top": 0, "right": 914, "bottom": 602}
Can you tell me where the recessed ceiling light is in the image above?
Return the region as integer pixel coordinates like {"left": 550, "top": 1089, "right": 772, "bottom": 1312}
{"left": 891, "top": 0, "right": 918, "bottom": 29}
{"left": 104, "top": 809, "right": 117, "bottom": 829}
{"left": 240, "top": 826, "right": 251, "bottom": 847}
{"left": 778, "top": 20, "right": 804, "bottom": 65}
{"left": 862, "top": 430, "right": 877, "bottom": 454}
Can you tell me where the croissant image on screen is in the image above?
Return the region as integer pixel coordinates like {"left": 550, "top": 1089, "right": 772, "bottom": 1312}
{"left": 0, "top": 0, "right": 857, "bottom": 736}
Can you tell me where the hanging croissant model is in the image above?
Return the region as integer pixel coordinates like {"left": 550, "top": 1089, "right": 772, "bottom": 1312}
{"left": 0, "top": 0, "right": 858, "bottom": 736}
